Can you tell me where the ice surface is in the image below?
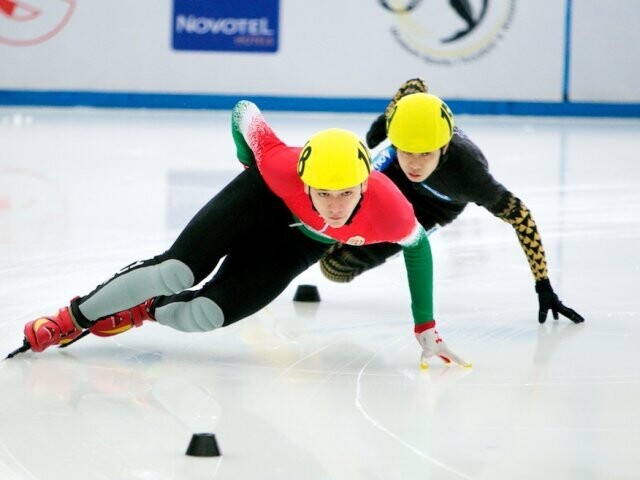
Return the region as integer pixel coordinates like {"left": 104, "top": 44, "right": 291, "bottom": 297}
{"left": 1, "top": 107, "right": 639, "bottom": 480}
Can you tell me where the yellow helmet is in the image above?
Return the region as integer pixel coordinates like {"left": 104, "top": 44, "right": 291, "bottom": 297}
{"left": 297, "top": 128, "right": 371, "bottom": 190}
{"left": 386, "top": 93, "right": 455, "bottom": 153}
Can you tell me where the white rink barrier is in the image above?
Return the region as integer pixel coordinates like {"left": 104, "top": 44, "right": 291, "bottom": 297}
{"left": 0, "top": 0, "right": 638, "bottom": 115}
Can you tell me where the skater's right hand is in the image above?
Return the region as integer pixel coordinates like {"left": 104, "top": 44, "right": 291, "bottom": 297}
{"left": 385, "top": 78, "right": 428, "bottom": 116}
{"left": 414, "top": 321, "right": 471, "bottom": 370}
{"left": 535, "top": 279, "right": 585, "bottom": 324}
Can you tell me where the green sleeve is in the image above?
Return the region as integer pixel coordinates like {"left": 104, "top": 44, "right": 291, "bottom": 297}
{"left": 231, "top": 104, "right": 256, "bottom": 167}
{"left": 401, "top": 227, "right": 434, "bottom": 325}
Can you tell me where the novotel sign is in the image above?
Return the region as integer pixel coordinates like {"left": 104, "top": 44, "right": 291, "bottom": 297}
{"left": 172, "top": 0, "right": 279, "bottom": 53}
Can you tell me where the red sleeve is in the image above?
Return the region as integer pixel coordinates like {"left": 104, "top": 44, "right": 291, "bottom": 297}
{"left": 237, "top": 101, "right": 302, "bottom": 197}
{"left": 257, "top": 143, "right": 303, "bottom": 197}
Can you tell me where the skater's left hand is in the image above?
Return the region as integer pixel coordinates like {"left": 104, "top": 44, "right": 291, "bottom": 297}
{"left": 366, "top": 114, "right": 387, "bottom": 149}
{"left": 414, "top": 321, "right": 472, "bottom": 370}
{"left": 535, "top": 279, "right": 585, "bottom": 324}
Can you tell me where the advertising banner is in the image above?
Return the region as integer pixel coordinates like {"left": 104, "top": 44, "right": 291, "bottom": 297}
{"left": 172, "top": 0, "right": 279, "bottom": 53}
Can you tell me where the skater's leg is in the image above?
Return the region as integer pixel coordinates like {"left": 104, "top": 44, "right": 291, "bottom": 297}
{"left": 153, "top": 224, "right": 330, "bottom": 332}
{"left": 75, "top": 167, "right": 275, "bottom": 324}
{"left": 23, "top": 168, "right": 279, "bottom": 351}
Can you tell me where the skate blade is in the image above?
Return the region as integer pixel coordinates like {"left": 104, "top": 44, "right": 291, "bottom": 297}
{"left": 5, "top": 340, "right": 31, "bottom": 360}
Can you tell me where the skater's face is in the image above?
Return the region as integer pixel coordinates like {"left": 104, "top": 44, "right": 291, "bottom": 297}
{"left": 396, "top": 145, "right": 448, "bottom": 183}
{"left": 305, "top": 182, "right": 368, "bottom": 228}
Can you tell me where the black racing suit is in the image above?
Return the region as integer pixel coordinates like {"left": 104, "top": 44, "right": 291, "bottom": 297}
{"left": 321, "top": 127, "right": 550, "bottom": 283}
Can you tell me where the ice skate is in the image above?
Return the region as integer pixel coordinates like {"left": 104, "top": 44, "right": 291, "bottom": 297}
{"left": 22, "top": 304, "right": 83, "bottom": 353}
{"left": 88, "top": 298, "right": 156, "bottom": 337}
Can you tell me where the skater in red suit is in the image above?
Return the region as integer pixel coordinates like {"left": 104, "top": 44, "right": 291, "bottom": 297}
{"left": 321, "top": 80, "right": 584, "bottom": 325}
{"left": 15, "top": 100, "right": 469, "bottom": 369}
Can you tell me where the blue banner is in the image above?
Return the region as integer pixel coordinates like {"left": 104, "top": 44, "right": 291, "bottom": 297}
{"left": 172, "top": 0, "right": 279, "bottom": 53}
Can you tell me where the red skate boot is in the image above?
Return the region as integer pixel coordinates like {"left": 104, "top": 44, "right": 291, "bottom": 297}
{"left": 88, "top": 298, "right": 155, "bottom": 338}
{"left": 24, "top": 304, "right": 83, "bottom": 353}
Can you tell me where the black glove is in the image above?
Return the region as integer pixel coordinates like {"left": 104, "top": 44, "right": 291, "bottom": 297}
{"left": 535, "top": 278, "right": 585, "bottom": 324}
{"left": 320, "top": 242, "right": 401, "bottom": 283}
{"left": 366, "top": 113, "right": 387, "bottom": 149}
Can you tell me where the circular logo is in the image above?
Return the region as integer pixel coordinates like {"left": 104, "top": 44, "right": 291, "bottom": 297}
{"left": 0, "top": 0, "right": 76, "bottom": 46}
{"left": 379, "top": 0, "right": 517, "bottom": 65}
{"left": 345, "top": 236, "right": 365, "bottom": 246}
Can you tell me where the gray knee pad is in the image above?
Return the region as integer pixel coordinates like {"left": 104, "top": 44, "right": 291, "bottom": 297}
{"left": 155, "top": 297, "right": 224, "bottom": 333}
{"left": 146, "top": 259, "right": 194, "bottom": 294}
{"left": 80, "top": 259, "right": 194, "bottom": 321}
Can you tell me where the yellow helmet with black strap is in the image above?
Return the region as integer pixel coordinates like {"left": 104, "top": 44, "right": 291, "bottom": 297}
{"left": 386, "top": 93, "right": 455, "bottom": 153}
{"left": 297, "top": 128, "right": 371, "bottom": 190}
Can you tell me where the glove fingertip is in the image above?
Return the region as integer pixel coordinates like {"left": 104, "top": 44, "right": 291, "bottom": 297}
{"left": 538, "top": 309, "right": 549, "bottom": 324}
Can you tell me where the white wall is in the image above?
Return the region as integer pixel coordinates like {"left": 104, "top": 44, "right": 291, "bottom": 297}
{"left": 570, "top": 0, "right": 640, "bottom": 103}
{"left": 0, "top": 0, "right": 638, "bottom": 107}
